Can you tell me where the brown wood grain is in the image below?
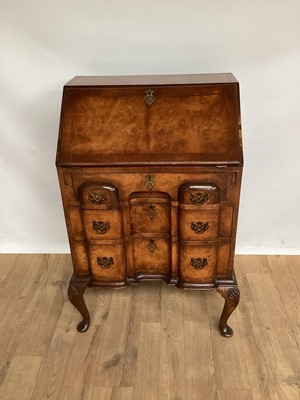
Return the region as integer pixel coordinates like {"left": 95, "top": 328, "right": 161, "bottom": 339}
{"left": 57, "top": 75, "right": 242, "bottom": 167}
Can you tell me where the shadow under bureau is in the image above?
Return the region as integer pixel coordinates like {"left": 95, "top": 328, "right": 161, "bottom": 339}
{"left": 56, "top": 73, "right": 243, "bottom": 337}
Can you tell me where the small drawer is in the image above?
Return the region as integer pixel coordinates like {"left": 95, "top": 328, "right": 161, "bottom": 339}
{"left": 81, "top": 209, "right": 123, "bottom": 240}
{"left": 179, "top": 183, "right": 220, "bottom": 206}
{"left": 88, "top": 242, "right": 126, "bottom": 282}
{"left": 79, "top": 182, "right": 120, "bottom": 210}
{"left": 129, "top": 192, "right": 171, "bottom": 235}
{"left": 179, "top": 244, "right": 217, "bottom": 283}
{"left": 132, "top": 236, "right": 171, "bottom": 276}
{"left": 179, "top": 206, "right": 220, "bottom": 241}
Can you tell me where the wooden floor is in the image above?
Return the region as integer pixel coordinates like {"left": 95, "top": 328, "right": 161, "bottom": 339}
{"left": 0, "top": 255, "right": 299, "bottom": 400}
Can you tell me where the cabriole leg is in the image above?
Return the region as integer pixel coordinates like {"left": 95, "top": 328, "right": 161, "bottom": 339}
{"left": 216, "top": 286, "right": 240, "bottom": 338}
{"left": 68, "top": 275, "right": 90, "bottom": 333}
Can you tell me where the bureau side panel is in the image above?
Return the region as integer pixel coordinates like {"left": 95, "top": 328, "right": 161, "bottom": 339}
{"left": 227, "top": 167, "right": 243, "bottom": 276}
{"left": 57, "top": 168, "right": 90, "bottom": 277}
{"left": 218, "top": 168, "right": 243, "bottom": 278}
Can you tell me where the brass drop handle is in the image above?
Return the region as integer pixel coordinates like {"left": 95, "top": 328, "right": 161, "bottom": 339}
{"left": 147, "top": 239, "right": 157, "bottom": 253}
{"left": 190, "top": 221, "right": 209, "bottom": 234}
{"left": 92, "top": 221, "right": 110, "bottom": 234}
{"left": 97, "top": 257, "right": 114, "bottom": 269}
{"left": 88, "top": 192, "right": 107, "bottom": 205}
{"left": 189, "top": 192, "right": 209, "bottom": 206}
{"left": 190, "top": 258, "right": 208, "bottom": 270}
{"left": 145, "top": 204, "right": 156, "bottom": 220}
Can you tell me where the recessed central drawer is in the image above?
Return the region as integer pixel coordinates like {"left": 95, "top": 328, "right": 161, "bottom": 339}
{"left": 129, "top": 192, "right": 171, "bottom": 235}
{"left": 131, "top": 236, "right": 171, "bottom": 277}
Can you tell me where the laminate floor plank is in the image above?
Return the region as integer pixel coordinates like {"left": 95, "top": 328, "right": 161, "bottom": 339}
{"left": 159, "top": 284, "right": 186, "bottom": 400}
{"left": 89, "top": 386, "right": 134, "bottom": 400}
{"left": 217, "top": 389, "right": 253, "bottom": 400}
{"left": 0, "top": 254, "right": 49, "bottom": 385}
{"left": 0, "top": 254, "right": 47, "bottom": 332}
{"left": 87, "top": 386, "right": 113, "bottom": 400}
{"left": 112, "top": 386, "right": 134, "bottom": 399}
{"left": 235, "top": 300, "right": 280, "bottom": 399}
{"left": 246, "top": 272, "right": 300, "bottom": 400}
{"left": 133, "top": 322, "right": 161, "bottom": 400}
{"left": 86, "top": 287, "right": 113, "bottom": 326}
{"left": 15, "top": 254, "right": 70, "bottom": 357}
{"left": 234, "top": 255, "right": 253, "bottom": 302}
{"left": 235, "top": 257, "right": 281, "bottom": 399}
{"left": 31, "top": 302, "right": 78, "bottom": 399}
{"left": 206, "top": 290, "right": 249, "bottom": 391}
{"left": 184, "top": 320, "right": 218, "bottom": 400}
{"left": 182, "top": 286, "right": 207, "bottom": 322}
{"left": 267, "top": 256, "right": 300, "bottom": 347}
{"left": 238, "top": 254, "right": 271, "bottom": 275}
{"left": 0, "top": 254, "right": 17, "bottom": 288}
{"left": 0, "top": 356, "right": 42, "bottom": 400}
{"left": 140, "top": 281, "right": 162, "bottom": 323}
{"left": 286, "top": 255, "right": 300, "bottom": 293}
{"left": 58, "top": 325, "right": 99, "bottom": 400}
{"left": 119, "top": 285, "right": 143, "bottom": 386}
{"left": 81, "top": 326, "right": 107, "bottom": 400}
{"left": 96, "top": 287, "right": 135, "bottom": 386}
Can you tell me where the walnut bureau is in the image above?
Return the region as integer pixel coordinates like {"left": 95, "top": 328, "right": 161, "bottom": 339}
{"left": 56, "top": 73, "right": 243, "bottom": 337}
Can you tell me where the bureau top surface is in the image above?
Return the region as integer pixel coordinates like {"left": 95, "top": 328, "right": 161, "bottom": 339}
{"left": 65, "top": 73, "right": 238, "bottom": 87}
{"left": 57, "top": 73, "right": 243, "bottom": 167}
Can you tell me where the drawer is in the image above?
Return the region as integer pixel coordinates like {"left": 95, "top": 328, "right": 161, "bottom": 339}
{"left": 71, "top": 173, "right": 227, "bottom": 203}
{"left": 129, "top": 192, "right": 171, "bottom": 235}
{"left": 131, "top": 237, "right": 171, "bottom": 276}
{"left": 179, "top": 244, "right": 217, "bottom": 284}
{"left": 81, "top": 209, "right": 122, "bottom": 240}
{"left": 79, "top": 182, "right": 120, "bottom": 209}
{"left": 179, "top": 205, "right": 220, "bottom": 241}
{"left": 88, "top": 242, "right": 126, "bottom": 282}
{"left": 179, "top": 182, "right": 220, "bottom": 206}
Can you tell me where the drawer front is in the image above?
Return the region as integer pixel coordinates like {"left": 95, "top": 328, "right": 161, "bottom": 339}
{"left": 79, "top": 182, "right": 120, "bottom": 209}
{"left": 132, "top": 237, "right": 171, "bottom": 276}
{"left": 179, "top": 206, "right": 220, "bottom": 241}
{"left": 72, "top": 173, "right": 227, "bottom": 203}
{"left": 179, "top": 244, "right": 217, "bottom": 283}
{"left": 129, "top": 193, "right": 171, "bottom": 235}
{"left": 179, "top": 183, "right": 220, "bottom": 205}
{"left": 82, "top": 209, "right": 122, "bottom": 240}
{"left": 88, "top": 243, "right": 126, "bottom": 282}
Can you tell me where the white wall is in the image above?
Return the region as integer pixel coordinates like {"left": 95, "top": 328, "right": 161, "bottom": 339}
{"left": 0, "top": 1, "right": 300, "bottom": 254}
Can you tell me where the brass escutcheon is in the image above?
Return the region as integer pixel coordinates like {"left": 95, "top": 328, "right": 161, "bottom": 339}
{"left": 190, "top": 258, "right": 208, "bottom": 270}
{"left": 147, "top": 239, "right": 157, "bottom": 253}
{"left": 145, "top": 204, "right": 156, "bottom": 220}
{"left": 97, "top": 256, "right": 114, "bottom": 269}
{"left": 191, "top": 221, "right": 209, "bottom": 234}
{"left": 144, "top": 88, "right": 155, "bottom": 107}
{"left": 92, "top": 221, "right": 110, "bottom": 234}
{"left": 88, "top": 192, "right": 107, "bottom": 205}
{"left": 189, "top": 192, "right": 209, "bottom": 206}
{"left": 145, "top": 174, "right": 155, "bottom": 190}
